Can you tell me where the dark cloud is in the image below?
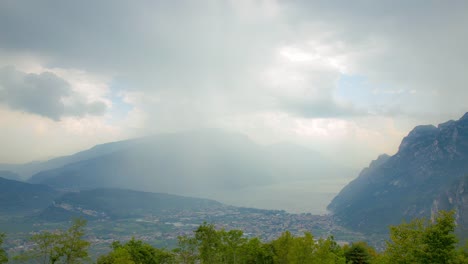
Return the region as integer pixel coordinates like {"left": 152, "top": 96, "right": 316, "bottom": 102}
{"left": 0, "top": 0, "right": 467, "bottom": 123}
{"left": 0, "top": 66, "right": 107, "bottom": 120}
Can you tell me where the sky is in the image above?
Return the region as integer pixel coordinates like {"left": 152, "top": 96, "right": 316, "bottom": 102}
{"left": 0, "top": 0, "right": 467, "bottom": 167}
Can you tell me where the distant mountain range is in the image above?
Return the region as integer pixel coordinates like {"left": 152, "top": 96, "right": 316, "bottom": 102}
{"left": 0, "top": 130, "right": 350, "bottom": 208}
{"left": 0, "top": 170, "right": 21, "bottom": 181}
{"left": 328, "top": 113, "right": 468, "bottom": 235}
{"left": 0, "top": 138, "right": 140, "bottom": 179}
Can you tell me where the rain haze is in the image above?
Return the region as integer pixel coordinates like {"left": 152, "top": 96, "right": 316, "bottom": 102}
{"left": 1, "top": 0, "right": 467, "bottom": 213}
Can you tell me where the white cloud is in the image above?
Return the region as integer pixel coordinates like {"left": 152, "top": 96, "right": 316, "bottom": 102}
{"left": 0, "top": 107, "right": 123, "bottom": 163}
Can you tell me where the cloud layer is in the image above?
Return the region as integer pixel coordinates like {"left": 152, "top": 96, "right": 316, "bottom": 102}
{"left": 0, "top": 66, "right": 107, "bottom": 120}
{"left": 0, "top": 0, "right": 467, "bottom": 164}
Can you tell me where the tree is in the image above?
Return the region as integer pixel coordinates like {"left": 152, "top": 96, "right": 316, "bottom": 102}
{"left": 98, "top": 238, "right": 175, "bottom": 264}
{"left": 0, "top": 233, "right": 7, "bottom": 264}
{"left": 96, "top": 247, "right": 135, "bottom": 264}
{"left": 60, "top": 218, "right": 90, "bottom": 264}
{"left": 271, "top": 231, "right": 294, "bottom": 264}
{"left": 14, "top": 218, "right": 90, "bottom": 264}
{"left": 288, "top": 232, "right": 316, "bottom": 264}
{"left": 29, "top": 231, "right": 62, "bottom": 264}
{"left": 384, "top": 216, "right": 425, "bottom": 263}
{"left": 174, "top": 235, "right": 198, "bottom": 264}
{"left": 194, "top": 223, "right": 222, "bottom": 263}
{"left": 453, "top": 240, "right": 468, "bottom": 264}
{"left": 238, "top": 237, "right": 274, "bottom": 264}
{"left": 421, "top": 210, "right": 457, "bottom": 263}
{"left": 384, "top": 210, "right": 458, "bottom": 264}
{"left": 343, "top": 242, "right": 374, "bottom": 264}
{"left": 269, "top": 232, "right": 346, "bottom": 264}
{"left": 314, "top": 236, "right": 346, "bottom": 264}
{"left": 219, "top": 229, "right": 246, "bottom": 264}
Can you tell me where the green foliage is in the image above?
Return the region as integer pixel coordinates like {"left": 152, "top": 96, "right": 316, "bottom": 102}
{"left": 269, "top": 231, "right": 345, "bottom": 264}
{"left": 30, "top": 231, "right": 62, "bottom": 264}
{"left": 84, "top": 212, "right": 468, "bottom": 264}
{"left": 97, "top": 238, "right": 175, "bottom": 264}
{"left": 218, "top": 229, "right": 246, "bottom": 264}
{"left": 182, "top": 222, "right": 275, "bottom": 264}
{"left": 60, "top": 218, "right": 90, "bottom": 264}
{"left": 314, "top": 236, "right": 346, "bottom": 264}
{"left": 14, "top": 218, "right": 90, "bottom": 264}
{"left": 271, "top": 231, "right": 293, "bottom": 264}
{"left": 174, "top": 236, "right": 198, "bottom": 264}
{"left": 0, "top": 233, "right": 7, "bottom": 264}
{"left": 452, "top": 240, "right": 468, "bottom": 264}
{"left": 343, "top": 241, "right": 375, "bottom": 264}
{"left": 385, "top": 210, "right": 458, "bottom": 264}
{"left": 422, "top": 210, "right": 458, "bottom": 263}
{"left": 194, "top": 222, "right": 222, "bottom": 263}
{"left": 7, "top": 210, "right": 468, "bottom": 264}
{"left": 238, "top": 237, "right": 274, "bottom": 264}
{"left": 96, "top": 247, "right": 135, "bottom": 264}
{"left": 287, "top": 232, "right": 315, "bottom": 263}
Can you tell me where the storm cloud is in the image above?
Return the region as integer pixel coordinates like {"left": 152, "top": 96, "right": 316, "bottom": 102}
{"left": 0, "top": 0, "right": 467, "bottom": 165}
{"left": 0, "top": 66, "right": 107, "bottom": 120}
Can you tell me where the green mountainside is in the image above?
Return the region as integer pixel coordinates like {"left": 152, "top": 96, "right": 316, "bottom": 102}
{"left": 0, "top": 177, "right": 59, "bottom": 214}
{"left": 39, "top": 188, "right": 223, "bottom": 221}
{"left": 0, "top": 177, "right": 223, "bottom": 221}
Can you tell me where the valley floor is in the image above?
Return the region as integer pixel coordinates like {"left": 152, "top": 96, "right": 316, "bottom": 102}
{"left": 0, "top": 206, "right": 382, "bottom": 258}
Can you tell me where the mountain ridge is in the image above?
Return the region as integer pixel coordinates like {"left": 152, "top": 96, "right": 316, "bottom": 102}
{"left": 328, "top": 112, "right": 468, "bottom": 234}
{"left": 0, "top": 138, "right": 140, "bottom": 179}
{"left": 25, "top": 129, "right": 350, "bottom": 209}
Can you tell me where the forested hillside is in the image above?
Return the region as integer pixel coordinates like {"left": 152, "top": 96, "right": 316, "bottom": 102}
{"left": 0, "top": 177, "right": 59, "bottom": 214}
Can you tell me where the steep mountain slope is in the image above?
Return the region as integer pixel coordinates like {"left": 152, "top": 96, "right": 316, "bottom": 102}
{"left": 328, "top": 113, "right": 468, "bottom": 234}
{"left": 0, "top": 177, "right": 59, "bottom": 214}
{"left": 39, "top": 188, "right": 223, "bottom": 221}
{"left": 28, "top": 130, "right": 349, "bottom": 203}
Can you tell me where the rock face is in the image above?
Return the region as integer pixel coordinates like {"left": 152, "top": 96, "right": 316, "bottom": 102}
{"left": 328, "top": 113, "right": 468, "bottom": 234}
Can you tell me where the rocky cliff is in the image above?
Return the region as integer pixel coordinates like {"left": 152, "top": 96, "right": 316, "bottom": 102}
{"left": 328, "top": 113, "right": 468, "bottom": 234}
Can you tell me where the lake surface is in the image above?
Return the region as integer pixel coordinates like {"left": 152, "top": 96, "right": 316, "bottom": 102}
{"left": 203, "top": 177, "right": 354, "bottom": 214}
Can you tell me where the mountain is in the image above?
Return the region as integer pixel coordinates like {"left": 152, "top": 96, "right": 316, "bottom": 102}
{"left": 0, "top": 177, "right": 59, "bottom": 214}
{"left": 39, "top": 188, "right": 223, "bottom": 221}
{"left": 0, "top": 176, "right": 225, "bottom": 221}
{"left": 29, "top": 130, "right": 273, "bottom": 193}
{"left": 328, "top": 113, "right": 468, "bottom": 234}
{"left": 27, "top": 130, "right": 350, "bottom": 207}
{"left": 0, "top": 138, "right": 139, "bottom": 179}
{"left": 0, "top": 170, "right": 21, "bottom": 181}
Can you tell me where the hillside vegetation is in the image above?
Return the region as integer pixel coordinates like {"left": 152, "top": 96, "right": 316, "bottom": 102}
{"left": 2, "top": 210, "right": 468, "bottom": 264}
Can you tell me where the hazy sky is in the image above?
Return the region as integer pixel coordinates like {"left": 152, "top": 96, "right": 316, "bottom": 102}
{"left": 0, "top": 0, "right": 467, "bottom": 166}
